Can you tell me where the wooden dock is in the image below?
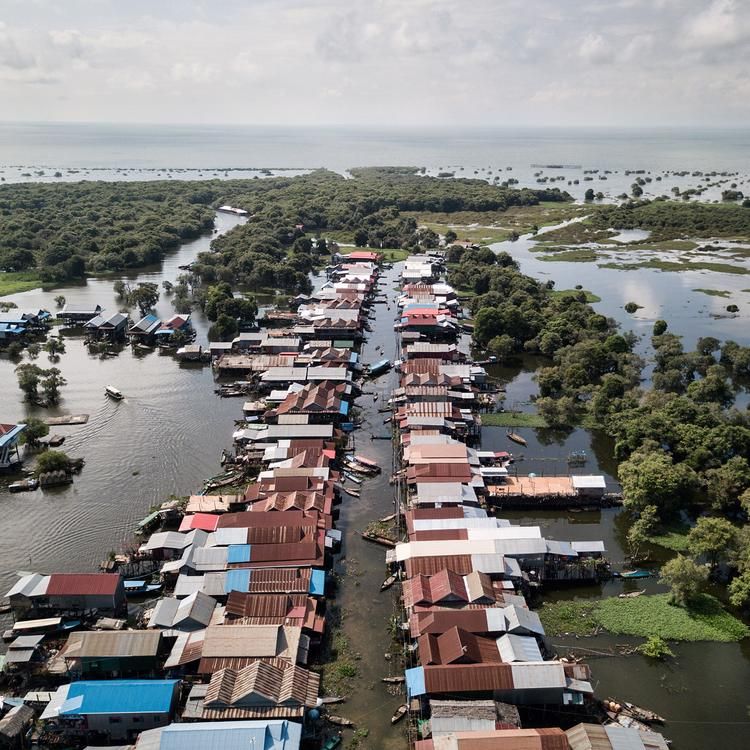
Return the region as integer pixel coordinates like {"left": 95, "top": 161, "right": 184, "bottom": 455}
{"left": 45, "top": 414, "right": 89, "bottom": 426}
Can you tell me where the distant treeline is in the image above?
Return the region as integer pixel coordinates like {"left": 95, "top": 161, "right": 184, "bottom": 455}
{"left": 0, "top": 168, "right": 570, "bottom": 289}
{"left": 592, "top": 198, "right": 750, "bottom": 238}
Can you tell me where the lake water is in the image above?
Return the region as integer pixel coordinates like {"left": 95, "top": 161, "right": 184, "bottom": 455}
{"left": 1, "top": 122, "right": 749, "bottom": 202}
{"left": 2, "top": 125, "right": 750, "bottom": 747}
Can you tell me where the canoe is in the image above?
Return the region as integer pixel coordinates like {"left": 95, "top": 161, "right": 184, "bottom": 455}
{"left": 618, "top": 589, "right": 646, "bottom": 599}
{"left": 326, "top": 715, "right": 354, "bottom": 728}
{"left": 341, "top": 487, "right": 360, "bottom": 498}
{"left": 360, "top": 531, "right": 396, "bottom": 548}
{"left": 319, "top": 696, "right": 345, "bottom": 705}
{"left": 506, "top": 431, "right": 527, "bottom": 446}
{"left": 620, "top": 569, "right": 653, "bottom": 579}
{"left": 380, "top": 574, "right": 398, "bottom": 592}
{"left": 619, "top": 699, "right": 666, "bottom": 724}
{"left": 391, "top": 704, "right": 408, "bottom": 724}
{"left": 381, "top": 676, "right": 405, "bottom": 684}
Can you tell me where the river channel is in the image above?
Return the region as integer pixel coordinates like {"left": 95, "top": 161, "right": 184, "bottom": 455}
{"left": 2, "top": 208, "right": 750, "bottom": 749}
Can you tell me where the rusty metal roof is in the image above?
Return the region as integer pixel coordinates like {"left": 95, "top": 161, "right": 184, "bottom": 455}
{"left": 46, "top": 573, "right": 121, "bottom": 596}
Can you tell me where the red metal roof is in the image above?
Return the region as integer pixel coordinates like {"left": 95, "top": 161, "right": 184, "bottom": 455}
{"left": 46, "top": 573, "right": 121, "bottom": 596}
{"left": 179, "top": 513, "right": 220, "bottom": 532}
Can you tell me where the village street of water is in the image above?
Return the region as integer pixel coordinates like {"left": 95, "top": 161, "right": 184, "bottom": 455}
{"left": 2, "top": 209, "right": 750, "bottom": 748}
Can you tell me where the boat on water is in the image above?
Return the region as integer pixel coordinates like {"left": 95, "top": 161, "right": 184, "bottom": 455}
{"left": 326, "top": 715, "right": 354, "bottom": 728}
{"left": 605, "top": 698, "right": 666, "bottom": 724}
{"left": 354, "top": 454, "right": 381, "bottom": 472}
{"left": 506, "top": 430, "right": 527, "bottom": 446}
{"left": 619, "top": 569, "right": 653, "bottom": 579}
{"left": 105, "top": 385, "right": 124, "bottom": 400}
{"left": 606, "top": 711, "right": 652, "bottom": 733}
{"left": 8, "top": 478, "right": 39, "bottom": 493}
{"left": 380, "top": 573, "right": 398, "bottom": 592}
{"left": 391, "top": 705, "right": 408, "bottom": 724}
{"left": 340, "top": 486, "right": 360, "bottom": 498}
{"left": 343, "top": 472, "right": 363, "bottom": 485}
{"left": 360, "top": 531, "right": 396, "bottom": 548}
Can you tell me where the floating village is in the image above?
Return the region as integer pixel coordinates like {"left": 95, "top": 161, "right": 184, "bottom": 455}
{"left": 0, "top": 247, "right": 671, "bottom": 750}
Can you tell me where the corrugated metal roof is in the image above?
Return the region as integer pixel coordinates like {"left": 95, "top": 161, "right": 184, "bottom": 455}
{"left": 497, "top": 634, "right": 543, "bottom": 663}
{"left": 510, "top": 662, "right": 566, "bottom": 690}
{"left": 55, "top": 680, "right": 177, "bottom": 716}
{"left": 63, "top": 630, "right": 161, "bottom": 659}
{"left": 46, "top": 573, "right": 121, "bottom": 596}
{"left": 140, "top": 719, "right": 303, "bottom": 750}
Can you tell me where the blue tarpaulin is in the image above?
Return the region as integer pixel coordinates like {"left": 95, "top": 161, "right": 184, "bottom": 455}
{"left": 227, "top": 544, "right": 252, "bottom": 564}
{"left": 405, "top": 667, "right": 426, "bottom": 698}
{"left": 309, "top": 569, "right": 325, "bottom": 596}
{"left": 225, "top": 569, "right": 251, "bottom": 593}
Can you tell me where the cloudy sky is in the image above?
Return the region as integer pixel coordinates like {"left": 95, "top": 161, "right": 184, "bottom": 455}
{"left": 0, "top": 0, "right": 747, "bottom": 126}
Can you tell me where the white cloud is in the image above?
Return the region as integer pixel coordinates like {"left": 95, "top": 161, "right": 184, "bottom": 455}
{"left": 682, "top": 0, "right": 749, "bottom": 50}
{"left": 579, "top": 33, "right": 614, "bottom": 64}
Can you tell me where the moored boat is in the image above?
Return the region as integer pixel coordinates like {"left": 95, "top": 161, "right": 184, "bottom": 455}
{"left": 506, "top": 430, "right": 527, "bottom": 446}
{"left": 326, "top": 715, "right": 354, "bottom": 728}
{"left": 380, "top": 573, "right": 398, "bottom": 592}
{"left": 8, "top": 478, "right": 39, "bottom": 493}
{"left": 105, "top": 385, "right": 124, "bottom": 400}
{"left": 391, "top": 704, "right": 408, "bottom": 724}
{"left": 620, "top": 569, "right": 653, "bottom": 579}
{"left": 381, "top": 676, "right": 405, "bottom": 684}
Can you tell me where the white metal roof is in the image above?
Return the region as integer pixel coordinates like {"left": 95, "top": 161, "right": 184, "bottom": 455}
{"left": 497, "top": 633, "right": 543, "bottom": 663}
{"left": 571, "top": 475, "right": 607, "bottom": 489}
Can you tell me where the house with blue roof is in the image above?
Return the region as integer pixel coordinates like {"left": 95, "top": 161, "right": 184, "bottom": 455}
{"left": 40, "top": 679, "right": 180, "bottom": 742}
{"left": 128, "top": 313, "right": 161, "bottom": 344}
{"left": 0, "top": 423, "right": 25, "bottom": 470}
{"left": 134, "top": 719, "right": 302, "bottom": 750}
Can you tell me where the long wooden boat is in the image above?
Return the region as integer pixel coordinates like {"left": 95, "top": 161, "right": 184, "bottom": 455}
{"left": 354, "top": 454, "right": 381, "bottom": 472}
{"left": 506, "top": 430, "right": 527, "bottom": 446}
{"left": 611, "top": 698, "right": 666, "bottom": 724}
{"left": 605, "top": 711, "right": 652, "bottom": 733}
{"left": 8, "top": 478, "right": 39, "bottom": 493}
{"left": 381, "top": 676, "right": 405, "bottom": 684}
{"left": 341, "top": 487, "right": 360, "bottom": 498}
{"left": 326, "top": 715, "right": 354, "bottom": 728}
{"left": 391, "top": 705, "right": 408, "bottom": 724}
{"left": 619, "top": 569, "right": 653, "bottom": 579}
{"left": 343, "top": 472, "right": 363, "bottom": 485}
{"left": 360, "top": 531, "right": 396, "bottom": 548}
{"left": 319, "top": 696, "right": 345, "bottom": 705}
{"left": 380, "top": 574, "right": 398, "bottom": 592}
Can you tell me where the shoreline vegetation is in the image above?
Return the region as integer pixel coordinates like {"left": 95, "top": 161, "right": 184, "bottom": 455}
{"left": 539, "top": 594, "right": 750, "bottom": 642}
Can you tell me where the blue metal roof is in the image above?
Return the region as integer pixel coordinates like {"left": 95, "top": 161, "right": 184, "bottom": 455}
{"left": 338, "top": 401, "right": 350, "bottom": 416}
{"left": 0, "top": 424, "right": 25, "bottom": 449}
{"left": 62, "top": 679, "right": 178, "bottom": 715}
{"left": 157, "top": 720, "right": 302, "bottom": 750}
{"left": 224, "top": 569, "right": 251, "bottom": 593}
{"left": 227, "top": 544, "right": 252, "bottom": 564}
{"left": 309, "top": 569, "right": 325, "bottom": 596}
{"left": 405, "top": 666, "right": 426, "bottom": 698}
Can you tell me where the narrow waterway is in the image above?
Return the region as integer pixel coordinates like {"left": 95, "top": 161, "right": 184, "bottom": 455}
{"left": 0, "top": 212, "right": 245, "bottom": 593}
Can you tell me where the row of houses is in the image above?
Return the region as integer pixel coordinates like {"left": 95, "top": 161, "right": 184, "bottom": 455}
{"left": 0, "top": 252, "right": 383, "bottom": 749}
{"left": 383, "top": 264, "right": 668, "bottom": 750}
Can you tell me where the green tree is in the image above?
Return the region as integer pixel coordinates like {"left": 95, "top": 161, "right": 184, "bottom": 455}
{"left": 41, "top": 367, "right": 67, "bottom": 404}
{"left": 444, "top": 229, "right": 457, "bottom": 244}
{"left": 627, "top": 504, "right": 659, "bottom": 560}
{"left": 35, "top": 449, "right": 71, "bottom": 476}
{"left": 208, "top": 314, "right": 239, "bottom": 342}
{"left": 584, "top": 188, "right": 595, "bottom": 201}
{"left": 113, "top": 280, "right": 128, "bottom": 298}
{"left": 21, "top": 417, "right": 49, "bottom": 447}
{"left": 43, "top": 337, "right": 66, "bottom": 358}
{"left": 128, "top": 282, "right": 160, "bottom": 316}
{"left": 659, "top": 554, "right": 708, "bottom": 605}
{"left": 26, "top": 343, "right": 40, "bottom": 359}
{"left": 686, "top": 517, "right": 738, "bottom": 570}
{"left": 6, "top": 342, "right": 23, "bottom": 359}
{"left": 705, "top": 457, "right": 750, "bottom": 512}
{"left": 653, "top": 319, "right": 668, "bottom": 336}
{"left": 619, "top": 448, "right": 699, "bottom": 515}
{"left": 488, "top": 334, "right": 515, "bottom": 360}
{"left": 728, "top": 571, "right": 750, "bottom": 609}
{"left": 15, "top": 363, "right": 43, "bottom": 400}
{"left": 54, "top": 295, "right": 66, "bottom": 308}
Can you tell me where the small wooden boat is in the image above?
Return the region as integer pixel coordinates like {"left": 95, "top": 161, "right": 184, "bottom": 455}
{"left": 105, "top": 385, "right": 124, "bottom": 400}
{"left": 8, "top": 478, "right": 39, "bottom": 493}
{"left": 341, "top": 487, "right": 360, "bottom": 498}
{"left": 381, "top": 676, "right": 405, "bottom": 684}
{"left": 391, "top": 705, "right": 408, "bottom": 724}
{"left": 620, "top": 569, "right": 653, "bottom": 579}
{"left": 380, "top": 574, "right": 398, "bottom": 592}
{"left": 354, "top": 455, "right": 381, "bottom": 472}
{"left": 343, "top": 472, "right": 363, "bottom": 485}
{"left": 360, "top": 531, "right": 396, "bottom": 548}
{"left": 611, "top": 699, "right": 665, "bottom": 724}
{"left": 319, "top": 696, "right": 345, "bottom": 705}
{"left": 506, "top": 431, "right": 527, "bottom": 446}
{"left": 618, "top": 589, "right": 646, "bottom": 599}
{"left": 326, "top": 715, "right": 354, "bottom": 728}
{"left": 606, "top": 711, "right": 652, "bottom": 733}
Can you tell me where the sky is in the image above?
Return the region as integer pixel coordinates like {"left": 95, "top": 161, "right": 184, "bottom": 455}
{"left": 0, "top": 0, "right": 748, "bottom": 127}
